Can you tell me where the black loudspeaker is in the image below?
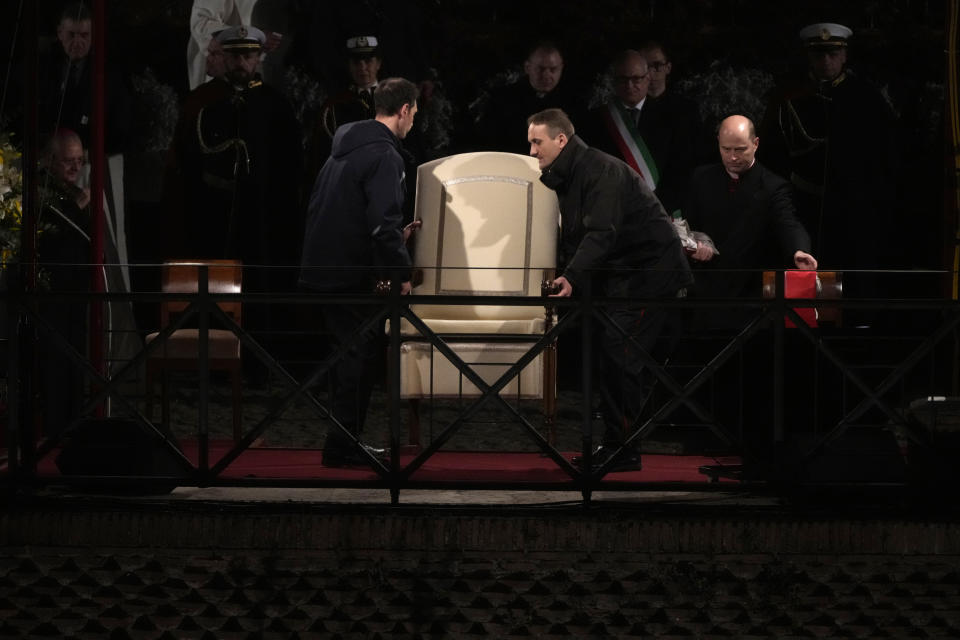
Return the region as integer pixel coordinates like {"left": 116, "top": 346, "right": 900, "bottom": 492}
{"left": 55, "top": 418, "right": 188, "bottom": 493}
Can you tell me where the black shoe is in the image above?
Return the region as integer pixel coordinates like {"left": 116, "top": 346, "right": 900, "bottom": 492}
{"left": 322, "top": 443, "right": 388, "bottom": 468}
{"left": 570, "top": 444, "right": 618, "bottom": 467}
{"left": 571, "top": 444, "right": 642, "bottom": 473}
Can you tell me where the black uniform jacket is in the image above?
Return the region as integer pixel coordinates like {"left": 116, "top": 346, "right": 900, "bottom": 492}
{"left": 539, "top": 135, "right": 693, "bottom": 299}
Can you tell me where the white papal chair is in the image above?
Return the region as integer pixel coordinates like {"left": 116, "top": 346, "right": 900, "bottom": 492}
{"left": 396, "top": 151, "right": 560, "bottom": 446}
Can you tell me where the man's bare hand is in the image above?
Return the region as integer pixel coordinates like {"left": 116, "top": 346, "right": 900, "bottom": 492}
{"left": 75, "top": 188, "right": 91, "bottom": 209}
{"left": 793, "top": 250, "right": 818, "bottom": 270}
{"left": 550, "top": 276, "right": 573, "bottom": 297}
{"left": 689, "top": 241, "right": 715, "bottom": 262}
{"left": 403, "top": 220, "right": 422, "bottom": 243}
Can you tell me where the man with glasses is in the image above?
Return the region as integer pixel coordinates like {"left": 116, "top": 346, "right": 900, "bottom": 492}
{"left": 641, "top": 43, "right": 672, "bottom": 99}
{"left": 36, "top": 128, "right": 92, "bottom": 437}
{"left": 580, "top": 49, "right": 698, "bottom": 217}
{"left": 642, "top": 40, "right": 711, "bottom": 188}
{"left": 37, "top": 2, "right": 131, "bottom": 153}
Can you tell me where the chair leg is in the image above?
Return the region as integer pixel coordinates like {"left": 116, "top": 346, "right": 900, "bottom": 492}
{"left": 232, "top": 368, "right": 242, "bottom": 441}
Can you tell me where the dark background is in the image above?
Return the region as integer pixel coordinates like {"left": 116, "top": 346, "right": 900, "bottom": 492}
{"left": 0, "top": 0, "right": 952, "bottom": 275}
{"left": 2, "top": 1, "right": 947, "bottom": 131}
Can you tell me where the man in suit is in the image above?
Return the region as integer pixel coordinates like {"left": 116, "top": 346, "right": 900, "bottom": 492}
{"left": 37, "top": 2, "right": 131, "bottom": 153}
{"left": 683, "top": 115, "right": 819, "bottom": 462}
{"left": 37, "top": 129, "right": 92, "bottom": 436}
{"left": 640, "top": 40, "right": 712, "bottom": 171}
{"left": 475, "top": 41, "right": 584, "bottom": 155}
{"left": 580, "top": 49, "right": 698, "bottom": 217}
{"left": 685, "top": 114, "right": 817, "bottom": 312}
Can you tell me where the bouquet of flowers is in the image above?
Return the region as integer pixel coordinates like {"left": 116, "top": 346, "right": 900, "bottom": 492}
{"left": 0, "top": 132, "right": 58, "bottom": 288}
{"left": 0, "top": 132, "right": 23, "bottom": 267}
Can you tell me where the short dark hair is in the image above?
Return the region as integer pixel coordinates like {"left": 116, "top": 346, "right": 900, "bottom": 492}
{"left": 639, "top": 39, "right": 671, "bottom": 61}
{"left": 374, "top": 77, "right": 419, "bottom": 116}
{"left": 527, "top": 108, "right": 575, "bottom": 138}
{"left": 59, "top": 1, "right": 91, "bottom": 24}
{"left": 526, "top": 40, "right": 563, "bottom": 63}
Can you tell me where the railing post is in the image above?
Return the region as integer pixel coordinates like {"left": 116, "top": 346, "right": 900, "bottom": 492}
{"left": 197, "top": 264, "right": 210, "bottom": 476}
{"left": 5, "top": 270, "right": 23, "bottom": 490}
{"left": 580, "top": 276, "right": 593, "bottom": 505}
{"left": 773, "top": 269, "right": 786, "bottom": 466}
{"left": 88, "top": 0, "right": 107, "bottom": 417}
{"left": 388, "top": 271, "right": 402, "bottom": 504}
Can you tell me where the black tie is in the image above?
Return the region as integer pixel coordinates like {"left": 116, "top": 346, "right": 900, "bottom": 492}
{"left": 628, "top": 107, "right": 640, "bottom": 126}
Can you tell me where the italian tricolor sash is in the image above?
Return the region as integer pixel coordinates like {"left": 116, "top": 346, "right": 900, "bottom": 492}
{"left": 601, "top": 102, "right": 660, "bottom": 191}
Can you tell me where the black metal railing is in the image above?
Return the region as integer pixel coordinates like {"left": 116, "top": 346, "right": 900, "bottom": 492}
{"left": 2, "top": 263, "right": 958, "bottom": 504}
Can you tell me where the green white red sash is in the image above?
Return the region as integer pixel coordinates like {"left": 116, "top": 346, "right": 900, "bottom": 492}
{"left": 601, "top": 102, "right": 659, "bottom": 191}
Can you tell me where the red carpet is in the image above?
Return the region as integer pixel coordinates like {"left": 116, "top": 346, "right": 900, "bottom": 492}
{"left": 20, "top": 440, "right": 741, "bottom": 485}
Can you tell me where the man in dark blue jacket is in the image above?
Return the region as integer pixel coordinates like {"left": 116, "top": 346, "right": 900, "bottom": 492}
{"left": 300, "top": 77, "right": 420, "bottom": 467}
{"left": 528, "top": 108, "right": 693, "bottom": 474}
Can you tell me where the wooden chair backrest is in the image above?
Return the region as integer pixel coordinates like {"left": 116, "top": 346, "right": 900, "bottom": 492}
{"left": 160, "top": 259, "right": 243, "bottom": 327}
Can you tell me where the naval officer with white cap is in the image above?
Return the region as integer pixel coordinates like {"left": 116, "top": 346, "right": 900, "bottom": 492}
{"left": 798, "top": 22, "right": 854, "bottom": 84}
{"left": 758, "top": 21, "right": 897, "bottom": 321}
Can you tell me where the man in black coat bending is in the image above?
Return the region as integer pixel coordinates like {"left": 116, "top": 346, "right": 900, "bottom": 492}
{"left": 300, "top": 77, "right": 421, "bottom": 468}
{"left": 527, "top": 108, "right": 693, "bottom": 474}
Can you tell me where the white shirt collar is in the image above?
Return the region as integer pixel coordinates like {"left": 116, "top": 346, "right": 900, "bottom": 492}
{"left": 725, "top": 159, "right": 757, "bottom": 180}
{"left": 621, "top": 97, "right": 647, "bottom": 111}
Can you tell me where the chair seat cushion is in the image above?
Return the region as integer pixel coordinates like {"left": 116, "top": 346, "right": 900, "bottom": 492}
{"left": 395, "top": 315, "right": 547, "bottom": 336}
{"left": 145, "top": 329, "right": 241, "bottom": 360}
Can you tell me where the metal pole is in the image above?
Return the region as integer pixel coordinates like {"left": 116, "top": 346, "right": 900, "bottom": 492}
{"left": 13, "top": 0, "right": 40, "bottom": 485}
{"left": 580, "top": 276, "right": 593, "bottom": 505}
{"left": 389, "top": 273, "right": 402, "bottom": 504}
{"left": 946, "top": 0, "right": 960, "bottom": 391}
{"left": 88, "top": 0, "right": 106, "bottom": 413}
{"left": 773, "top": 270, "right": 785, "bottom": 459}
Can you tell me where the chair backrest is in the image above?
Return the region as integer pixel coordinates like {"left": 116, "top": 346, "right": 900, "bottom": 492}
{"left": 411, "top": 152, "right": 559, "bottom": 321}
{"left": 159, "top": 259, "right": 243, "bottom": 327}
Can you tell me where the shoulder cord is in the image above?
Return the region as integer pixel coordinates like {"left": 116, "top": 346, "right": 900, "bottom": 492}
{"left": 196, "top": 106, "right": 251, "bottom": 176}
{"left": 782, "top": 99, "right": 827, "bottom": 149}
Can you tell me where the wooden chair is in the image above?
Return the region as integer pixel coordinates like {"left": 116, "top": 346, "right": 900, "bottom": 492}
{"left": 395, "top": 151, "right": 560, "bottom": 446}
{"left": 145, "top": 260, "right": 243, "bottom": 440}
